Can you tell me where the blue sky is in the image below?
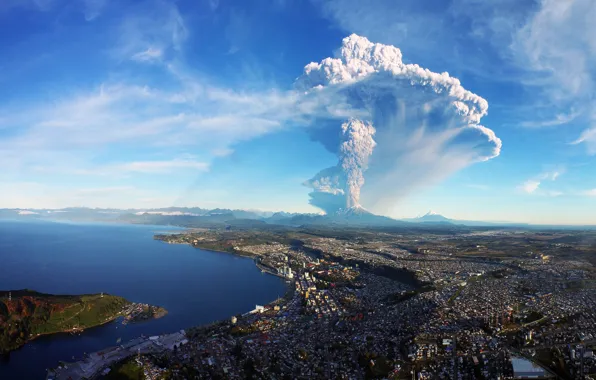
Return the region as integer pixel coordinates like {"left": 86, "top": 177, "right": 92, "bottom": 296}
{"left": 1, "top": 0, "right": 595, "bottom": 224}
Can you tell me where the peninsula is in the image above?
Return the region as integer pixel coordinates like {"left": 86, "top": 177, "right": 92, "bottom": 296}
{"left": 0, "top": 290, "right": 167, "bottom": 354}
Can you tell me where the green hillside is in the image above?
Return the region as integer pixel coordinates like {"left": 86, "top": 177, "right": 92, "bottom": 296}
{"left": 0, "top": 290, "right": 130, "bottom": 353}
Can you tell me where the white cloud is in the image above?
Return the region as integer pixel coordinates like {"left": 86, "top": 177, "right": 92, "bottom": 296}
{"left": 571, "top": 126, "right": 596, "bottom": 154}
{"left": 512, "top": 0, "right": 596, "bottom": 150}
{"left": 0, "top": 75, "right": 298, "bottom": 184}
{"left": 548, "top": 171, "right": 561, "bottom": 181}
{"left": 520, "top": 180, "right": 541, "bottom": 194}
{"left": 518, "top": 169, "right": 564, "bottom": 195}
{"left": 131, "top": 47, "right": 163, "bottom": 62}
{"left": 513, "top": 0, "right": 596, "bottom": 100}
{"left": 583, "top": 189, "right": 596, "bottom": 197}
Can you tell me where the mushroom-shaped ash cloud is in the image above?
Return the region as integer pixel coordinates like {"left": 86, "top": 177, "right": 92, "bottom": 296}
{"left": 297, "top": 34, "right": 501, "bottom": 215}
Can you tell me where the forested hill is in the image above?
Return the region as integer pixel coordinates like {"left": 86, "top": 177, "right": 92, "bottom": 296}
{"left": 0, "top": 290, "right": 129, "bottom": 353}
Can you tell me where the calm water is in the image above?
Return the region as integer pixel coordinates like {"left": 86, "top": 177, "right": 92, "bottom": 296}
{"left": 0, "top": 220, "right": 286, "bottom": 379}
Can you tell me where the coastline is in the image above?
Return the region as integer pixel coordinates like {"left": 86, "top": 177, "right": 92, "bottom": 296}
{"left": 2, "top": 299, "right": 168, "bottom": 355}
{"left": 2, "top": 312, "right": 123, "bottom": 355}
{"left": 157, "top": 237, "right": 293, "bottom": 282}
{"left": 44, "top": 235, "right": 291, "bottom": 379}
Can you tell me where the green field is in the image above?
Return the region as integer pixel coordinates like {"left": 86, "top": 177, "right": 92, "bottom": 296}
{"left": 0, "top": 290, "right": 130, "bottom": 353}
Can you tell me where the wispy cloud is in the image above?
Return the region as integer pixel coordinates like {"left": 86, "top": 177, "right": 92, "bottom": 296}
{"left": 512, "top": 0, "right": 596, "bottom": 149}
{"left": 212, "top": 148, "right": 234, "bottom": 157}
{"left": 571, "top": 126, "right": 596, "bottom": 154}
{"left": 519, "top": 110, "right": 582, "bottom": 128}
{"left": 106, "top": 159, "right": 210, "bottom": 174}
{"left": 520, "top": 180, "right": 541, "bottom": 194}
{"left": 518, "top": 169, "right": 564, "bottom": 195}
{"left": 131, "top": 47, "right": 163, "bottom": 62}
{"left": 83, "top": 0, "right": 107, "bottom": 21}
{"left": 113, "top": 1, "right": 188, "bottom": 62}
{"left": 58, "top": 158, "right": 210, "bottom": 177}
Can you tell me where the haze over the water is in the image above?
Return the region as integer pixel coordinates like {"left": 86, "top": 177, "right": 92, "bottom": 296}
{"left": 0, "top": 0, "right": 595, "bottom": 224}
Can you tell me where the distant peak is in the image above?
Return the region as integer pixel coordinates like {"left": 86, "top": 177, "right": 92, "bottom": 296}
{"left": 412, "top": 210, "right": 450, "bottom": 222}
{"left": 335, "top": 205, "right": 370, "bottom": 216}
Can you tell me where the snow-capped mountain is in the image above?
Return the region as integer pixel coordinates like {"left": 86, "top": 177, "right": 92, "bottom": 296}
{"left": 405, "top": 211, "right": 453, "bottom": 223}
{"left": 334, "top": 205, "right": 371, "bottom": 217}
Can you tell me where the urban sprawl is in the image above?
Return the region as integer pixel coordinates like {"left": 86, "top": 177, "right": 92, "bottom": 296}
{"left": 49, "top": 226, "right": 596, "bottom": 379}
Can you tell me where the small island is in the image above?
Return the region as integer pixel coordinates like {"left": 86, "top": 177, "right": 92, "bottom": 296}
{"left": 0, "top": 290, "right": 167, "bottom": 354}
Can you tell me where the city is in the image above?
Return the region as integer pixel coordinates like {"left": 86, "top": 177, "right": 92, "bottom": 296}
{"left": 60, "top": 225, "right": 592, "bottom": 380}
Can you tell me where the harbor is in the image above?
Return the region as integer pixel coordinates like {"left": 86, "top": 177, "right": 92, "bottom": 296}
{"left": 46, "top": 331, "right": 188, "bottom": 380}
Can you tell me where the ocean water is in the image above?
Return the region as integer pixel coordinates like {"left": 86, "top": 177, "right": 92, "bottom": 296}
{"left": 0, "top": 220, "right": 286, "bottom": 379}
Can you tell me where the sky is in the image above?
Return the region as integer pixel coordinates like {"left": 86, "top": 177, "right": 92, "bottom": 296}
{"left": 0, "top": 0, "right": 595, "bottom": 224}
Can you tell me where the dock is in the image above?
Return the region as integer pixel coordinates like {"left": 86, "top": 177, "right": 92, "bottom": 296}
{"left": 46, "top": 331, "right": 188, "bottom": 380}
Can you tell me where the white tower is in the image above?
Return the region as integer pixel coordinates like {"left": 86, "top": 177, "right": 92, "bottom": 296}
{"left": 8, "top": 292, "right": 11, "bottom": 302}
{"left": 101, "top": 292, "right": 104, "bottom": 298}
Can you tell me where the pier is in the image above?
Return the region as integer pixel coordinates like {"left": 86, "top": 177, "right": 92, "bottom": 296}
{"left": 46, "top": 331, "right": 188, "bottom": 380}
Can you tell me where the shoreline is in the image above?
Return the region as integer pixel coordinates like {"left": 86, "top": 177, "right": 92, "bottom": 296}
{"left": 157, "top": 237, "right": 294, "bottom": 282}
{"left": 1, "top": 312, "right": 123, "bottom": 356}
{"left": 2, "top": 299, "right": 168, "bottom": 355}
{"left": 44, "top": 236, "right": 291, "bottom": 378}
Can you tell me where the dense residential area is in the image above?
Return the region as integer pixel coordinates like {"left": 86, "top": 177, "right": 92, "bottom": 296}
{"left": 91, "top": 226, "right": 596, "bottom": 380}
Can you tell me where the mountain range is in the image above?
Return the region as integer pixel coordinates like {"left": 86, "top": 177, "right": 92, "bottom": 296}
{"left": 1, "top": 206, "right": 589, "bottom": 229}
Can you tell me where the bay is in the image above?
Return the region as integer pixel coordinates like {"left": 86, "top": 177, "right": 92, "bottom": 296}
{"left": 0, "top": 220, "right": 286, "bottom": 379}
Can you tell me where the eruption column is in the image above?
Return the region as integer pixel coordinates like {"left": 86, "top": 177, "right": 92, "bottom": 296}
{"left": 340, "top": 119, "right": 376, "bottom": 208}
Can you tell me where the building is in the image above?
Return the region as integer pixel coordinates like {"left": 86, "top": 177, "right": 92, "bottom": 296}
{"left": 511, "top": 358, "right": 547, "bottom": 379}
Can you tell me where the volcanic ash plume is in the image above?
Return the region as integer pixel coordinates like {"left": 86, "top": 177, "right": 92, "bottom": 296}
{"left": 299, "top": 34, "right": 502, "bottom": 215}
{"left": 340, "top": 119, "right": 376, "bottom": 208}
